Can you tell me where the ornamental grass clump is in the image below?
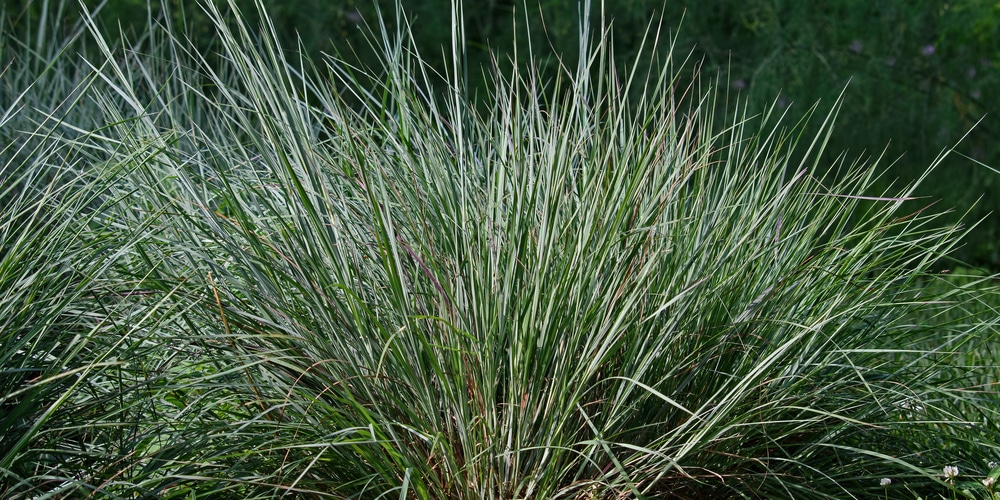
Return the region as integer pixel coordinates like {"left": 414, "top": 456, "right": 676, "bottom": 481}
{"left": 0, "top": 6, "right": 181, "bottom": 496}
{"left": 2, "top": 0, "right": 999, "bottom": 498}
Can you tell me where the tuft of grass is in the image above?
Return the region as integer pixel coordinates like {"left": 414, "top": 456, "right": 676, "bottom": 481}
{"left": 0, "top": 6, "right": 184, "bottom": 497}
{"left": 1, "top": 0, "right": 998, "bottom": 498}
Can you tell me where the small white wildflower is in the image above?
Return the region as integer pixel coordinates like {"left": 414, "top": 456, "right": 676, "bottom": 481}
{"left": 984, "top": 477, "right": 995, "bottom": 488}
{"left": 990, "top": 461, "right": 999, "bottom": 469}
{"left": 880, "top": 477, "right": 892, "bottom": 487}
{"left": 944, "top": 465, "right": 959, "bottom": 480}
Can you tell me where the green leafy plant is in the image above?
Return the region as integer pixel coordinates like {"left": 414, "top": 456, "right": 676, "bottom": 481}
{"left": 1, "top": 0, "right": 998, "bottom": 498}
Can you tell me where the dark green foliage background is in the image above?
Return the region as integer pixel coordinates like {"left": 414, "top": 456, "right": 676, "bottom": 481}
{"left": 6, "top": 0, "right": 999, "bottom": 267}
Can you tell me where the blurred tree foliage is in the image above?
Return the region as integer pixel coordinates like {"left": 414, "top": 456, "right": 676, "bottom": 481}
{"left": 4, "top": 0, "right": 999, "bottom": 267}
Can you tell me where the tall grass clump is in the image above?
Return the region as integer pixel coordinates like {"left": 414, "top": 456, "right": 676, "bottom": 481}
{"left": 2, "top": 0, "right": 998, "bottom": 497}
{"left": 0, "top": 143, "right": 186, "bottom": 500}
{"left": 0, "top": 5, "right": 189, "bottom": 497}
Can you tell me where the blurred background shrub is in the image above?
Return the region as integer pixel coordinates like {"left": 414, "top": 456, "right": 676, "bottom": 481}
{"left": 5, "top": 0, "right": 998, "bottom": 268}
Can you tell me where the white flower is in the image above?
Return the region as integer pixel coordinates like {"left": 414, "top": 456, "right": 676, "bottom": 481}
{"left": 990, "top": 461, "right": 999, "bottom": 470}
{"left": 880, "top": 477, "right": 892, "bottom": 487}
{"left": 984, "top": 477, "right": 995, "bottom": 488}
{"left": 944, "top": 465, "right": 959, "bottom": 480}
